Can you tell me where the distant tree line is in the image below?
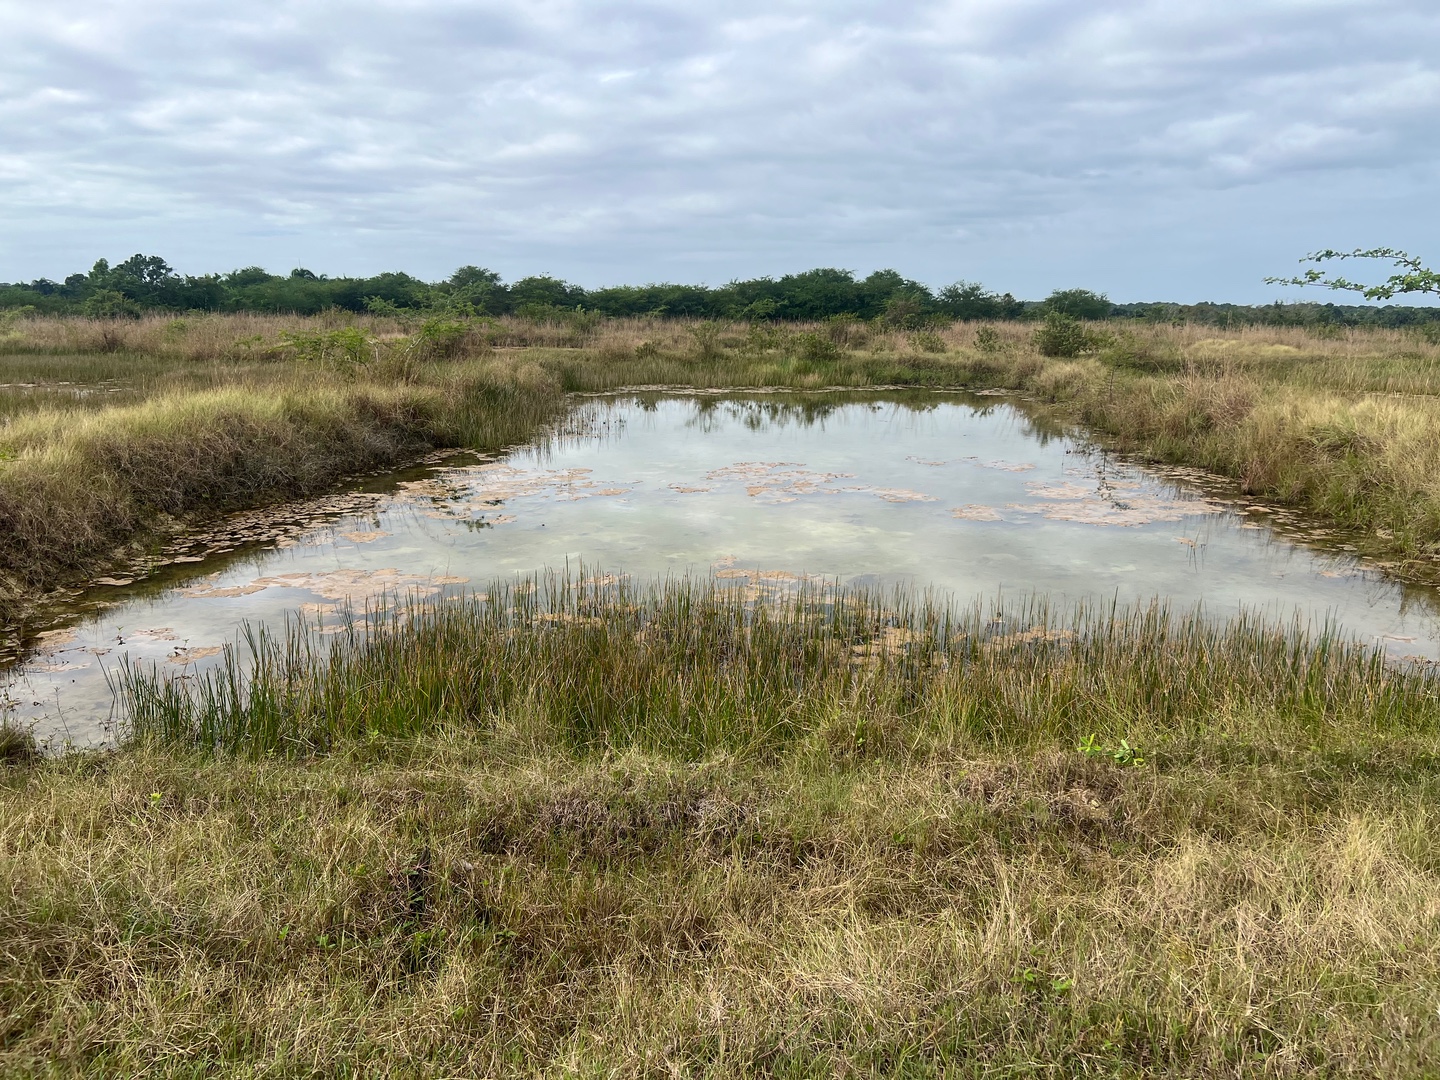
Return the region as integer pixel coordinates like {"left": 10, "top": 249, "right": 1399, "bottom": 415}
{"left": 1, "top": 254, "right": 1436, "bottom": 329}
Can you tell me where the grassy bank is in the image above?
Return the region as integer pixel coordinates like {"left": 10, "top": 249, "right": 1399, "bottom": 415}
{"left": 3, "top": 581, "right": 1439, "bottom": 1074}
{"left": 0, "top": 341, "right": 564, "bottom": 628}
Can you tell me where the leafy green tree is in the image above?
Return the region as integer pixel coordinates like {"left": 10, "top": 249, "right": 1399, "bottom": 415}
{"left": 82, "top": 288, "right": 141, "bottom": 319}
{"left": 1266, "top": 248, "right": 1439, "bottom": 300}
{"left": 936, "top": 281, "right": 1023, "bottom": 321}
{"left": 1041, "top": 288, "right": 1112, "bottom": 321}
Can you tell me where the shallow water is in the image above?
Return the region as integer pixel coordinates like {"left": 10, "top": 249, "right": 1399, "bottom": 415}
{"left": 6, "top": 391, "right": 1440, "bottom": 745}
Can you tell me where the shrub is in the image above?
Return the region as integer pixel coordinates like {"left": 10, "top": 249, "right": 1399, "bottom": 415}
{"left": 973, "top": 326, "right": 1003, "bottom": 353}
{"left": 82, "top": 289, "right": 141, "bottom": 320}
{"left": 1032, "top": 312, "right": 1092, "bottom": 358}
{"left": 909, "top": 330, "right": 947, "bottom": 354}
{"left": 743, "top": 323, "right": 789, "bottom": 355}
{"left": 794, "top": 332, "right": 841, "bottom": 365}
{"left": 1096, "top": 332, "right": 1182, "bottom": 373}
{"left": 407, "top": 318, "right": 470, "bottom": 360}
{"left": 281, "top": 327, "right": 376, "bottom": 369}
{"left": 689, "top": 322, "right": 724, "bottom": 361}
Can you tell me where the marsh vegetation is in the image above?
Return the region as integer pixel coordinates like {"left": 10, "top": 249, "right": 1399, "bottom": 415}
{"left": 3, "top": 310, "right": 1440, "bottom": 1074}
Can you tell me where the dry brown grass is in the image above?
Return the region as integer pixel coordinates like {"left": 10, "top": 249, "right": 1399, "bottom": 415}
{"left": 4, "top": 721, "right": 1438, "bottom": 1076}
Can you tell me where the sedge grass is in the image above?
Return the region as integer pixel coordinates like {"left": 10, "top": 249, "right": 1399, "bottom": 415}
{"left": 0, "top": 357, "right": 565, "bottom": 627}
{"left": 117, "top": 576, "right": 1440, "bottom": 760}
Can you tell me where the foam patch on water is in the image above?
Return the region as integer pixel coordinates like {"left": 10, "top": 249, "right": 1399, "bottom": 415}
{"left": 702, "top": 462, "right": 937, "bottom": 505}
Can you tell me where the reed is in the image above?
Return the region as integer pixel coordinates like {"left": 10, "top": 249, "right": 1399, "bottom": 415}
{"left": 119, "top": 577, "right": 1440, "bottom": 759}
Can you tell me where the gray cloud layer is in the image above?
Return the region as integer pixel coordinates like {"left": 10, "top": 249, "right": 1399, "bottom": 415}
{"left": 2, "top": 0, "right": 1437, "bottom": 299}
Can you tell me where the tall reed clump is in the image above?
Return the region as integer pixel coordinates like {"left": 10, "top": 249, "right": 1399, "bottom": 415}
{"left": 119, "top": 576, "right": 1440, "bottom": 759}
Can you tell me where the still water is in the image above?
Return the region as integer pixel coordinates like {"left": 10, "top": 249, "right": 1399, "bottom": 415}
{"left": 5, "top": 391, "right": 1439, "bottom": 745}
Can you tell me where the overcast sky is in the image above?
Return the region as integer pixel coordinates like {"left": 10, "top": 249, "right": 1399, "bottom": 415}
{"left": 2, "top": 0, "right": 1437, "bottom": 301}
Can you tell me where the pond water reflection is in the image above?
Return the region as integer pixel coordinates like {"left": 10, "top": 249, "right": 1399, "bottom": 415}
{"left": 6, "top": 390, "right": 1439, "bottom": 746}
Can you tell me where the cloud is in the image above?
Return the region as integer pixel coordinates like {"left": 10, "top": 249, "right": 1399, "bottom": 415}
{"left": 0, "top": 0, "right": 1437, "bottom": 300}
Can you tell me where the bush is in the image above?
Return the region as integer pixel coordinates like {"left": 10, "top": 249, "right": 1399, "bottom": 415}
{"left": 280, "top": 327, "right": 376, "bottom": 369}
{"left": 909, "top": 330, "right": 947, "bottom": 354}
{"left": 743, "top": 323, "right": 789, "bottom": 355}
{"left": 407, "top": 318, "right": 470, "bottom": 360}
{"left": 1095, "top": 331, "right": 1182, "bottom": 373}
{"left": 82, "top": 289, "right": 141, "bottom": 320}
{"left": 1032, "top": 312, "right": 1092, "bottom": 358}
{"left": 688, "top": 322, "right": 724, "bottom": 361}
{"left": 794, "top": 331, "right": 841, "bottom": 365}
{"left": 973, "top": 326, "right": 1004, "bottom": 353}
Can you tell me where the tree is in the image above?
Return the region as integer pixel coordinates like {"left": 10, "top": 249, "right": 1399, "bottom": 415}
{"left": 936, "top": 281, "right": 1023, "bottom": 321}
{"left": 1266, "top": 249, "right": 1439, "bottom": 300}
{"left": 1041, "top": 288, "right": 1112, "bottom": 320}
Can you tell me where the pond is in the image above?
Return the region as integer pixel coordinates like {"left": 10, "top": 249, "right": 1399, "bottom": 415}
{"left": 5, "top": 390, "right": 1439, "bottom": 746}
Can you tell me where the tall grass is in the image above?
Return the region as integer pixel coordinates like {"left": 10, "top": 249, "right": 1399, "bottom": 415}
{"left": 120, "top": 577, "right": 1440, "bottom": 759}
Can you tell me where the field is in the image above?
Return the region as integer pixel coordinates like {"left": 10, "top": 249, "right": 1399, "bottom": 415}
{"left": 2, "top": 312, "right": 1440, "bottom": 1074}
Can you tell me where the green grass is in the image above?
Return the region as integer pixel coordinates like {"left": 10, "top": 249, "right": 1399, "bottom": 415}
{"left": 4, "top": 581, "right": 1439, "bottom": 1075}
{"left": 119, "top": 576, "right": 1438, "bottom": 760}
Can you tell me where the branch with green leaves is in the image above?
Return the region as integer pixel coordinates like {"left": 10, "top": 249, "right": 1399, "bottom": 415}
{"left": 1266, "top": 248, "right": 1439, "bottom": 300}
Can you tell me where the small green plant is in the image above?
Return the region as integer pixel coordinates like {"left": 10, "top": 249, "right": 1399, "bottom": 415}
{"left": 1015, "top": 968, "right": 1075, "bottom": 996}
{"left": 1077, "top": 733, "right": 1146, "bottom": 767}
{"left": 1033, "top": 311, "right": 1092, "bottom": 358}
